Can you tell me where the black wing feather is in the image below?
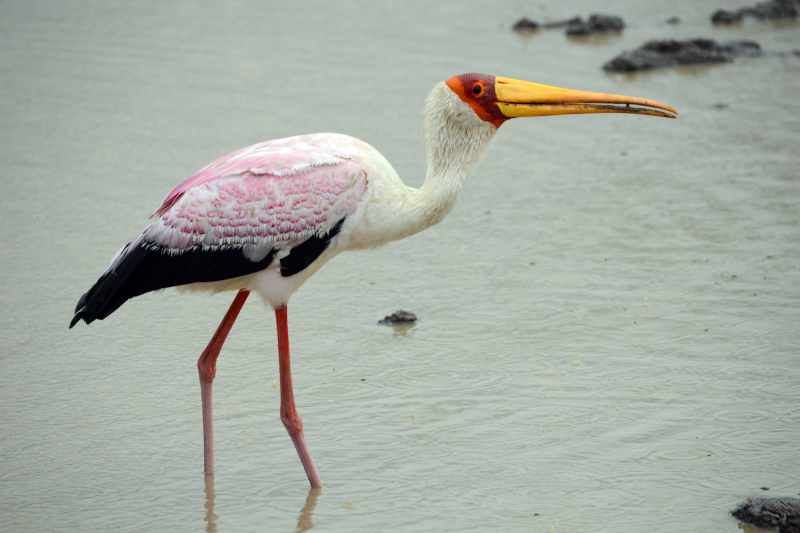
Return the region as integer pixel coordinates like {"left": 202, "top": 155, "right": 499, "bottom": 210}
{"left": 69, "top": 217, "right": 346, "bottom": 328}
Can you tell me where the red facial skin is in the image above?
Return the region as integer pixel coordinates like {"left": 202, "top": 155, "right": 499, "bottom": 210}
{"left": 445, "top": 73, "right": 510, "bottom": 129}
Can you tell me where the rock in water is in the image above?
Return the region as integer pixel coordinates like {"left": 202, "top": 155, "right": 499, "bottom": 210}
{"left": 565, "top": 14, "right": 625, "bottom": 36}
{"left": 378, "top": 310, "right": 417, "bottom": 325}
{"left": 731, "top": 498, "right": 800, "bottom": 533}
{"left": 512, "top": 17, "right": 540, "bottom": 32}
{"left": 712, "top": 0, "right": 800, "bottom": 23}
{"left": 603, "top": 39, "right": 762, "bottom": 72}
{"left": 712, "top": 9, "right": 745, "bottom": 23}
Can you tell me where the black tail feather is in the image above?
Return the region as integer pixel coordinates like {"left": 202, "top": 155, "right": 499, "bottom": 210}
{"left": 69, "top": 216, "right": 347, "bottom": 328}
{"left": 69, "top": 242, "right": 277, "bottom": 328}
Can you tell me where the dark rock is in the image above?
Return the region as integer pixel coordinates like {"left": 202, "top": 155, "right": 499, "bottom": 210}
{"left": 666, "top": 16, "right": 681, "bottom": 24}
{"left": 724, "top": 40, "right": 763, "bottom": 56}
{"left": 711, "top": 9, "right": 744, "bottom": 23}
{"left": 512, "top": 17, "right": 540, "bottom": 32}
{"left": 712, "top": 0, "right": 800, "bottom": 23}
{"left": 603, "top": 38, "right": 762, "bottom": 73}
{"left": 378, "top": 310, "right": 417, "bottom": 325}
{"left": 588, "top": 14, "right": 625, "bottom": 32}
{"left": 565, "top": 20, "right": 593, "bottom": 36}
{"left": 712, "top": 103, "right": 730, "bottom": 109}
{"left": 565, "top": 14, "right": 625, "bottom": 36}
{"left": 750, "top": 0, "right": 799, "bottom": 19}
{"left": 731, "top": 498, "right": 800, "bottom": 533}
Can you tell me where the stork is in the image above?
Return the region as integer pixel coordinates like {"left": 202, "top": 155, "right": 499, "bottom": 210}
{"left": 70, "top": 73, "right": 676, "bottom": 487}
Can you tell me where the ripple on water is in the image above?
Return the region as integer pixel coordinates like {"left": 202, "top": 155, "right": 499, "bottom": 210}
{"left": 541, "top": 275, "right": 591, "bottom": 288}
{"left": 695, "top": 425, "right": 800, "bottom": 457}
{"left": 691, "top": 405, "right": 782, "bottom": 427}
{"left": 409, "top": 321, "right": 515, "bottom": 349}
{"left": 712, "top": 319, "right": 793, "bottom": 356}
{"left": 710, "top": 357, "right": 795, "bottom": 395}
{"left": 634, "top": 445, "right": 720, "bottom": 465}
{"left": 549, "top": 469, "right": 661, "bottom": 516}
{"left": 208, "top": 433, "right": 252, "bottom": 454}
{"left": 504, "top": 432, "right": 574, "bottom": 452}
{"left": 663, "top": 374, "right": 709, "bottom": 389}
{"left": 596, "top": 383, "right": 659, "bottom": 400}
{"left": 694, "top": 465, "right": 799, "bottom": 496}
{"left": 392, "top": 365, "right": 516, "bottom": 400}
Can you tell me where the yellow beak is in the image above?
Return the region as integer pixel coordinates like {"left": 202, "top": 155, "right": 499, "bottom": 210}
{"left": 495, "top": 76, "right": 677, "bottom": 119}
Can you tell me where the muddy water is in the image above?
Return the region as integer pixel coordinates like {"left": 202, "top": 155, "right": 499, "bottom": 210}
{"left": 1, "top": 1, "right": 798, "bottom": 532}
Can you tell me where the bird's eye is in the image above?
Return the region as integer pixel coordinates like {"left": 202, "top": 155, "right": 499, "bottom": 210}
{"left": 472, "top": 83, "right": 484, "bottom": 96}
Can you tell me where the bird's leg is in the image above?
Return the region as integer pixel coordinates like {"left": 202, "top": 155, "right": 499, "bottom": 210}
{"left": 275, "top": 305, "right": 323, "bottom": 487}
{"left": 197, "top": 289, "right": 250, "bottom": 474}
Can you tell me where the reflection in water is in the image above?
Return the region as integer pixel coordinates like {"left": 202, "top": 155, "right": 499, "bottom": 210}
{"left": 738, "top": 523, "right": 778, "bottom": 533}
{"left": 295, "top": 487, "right": 322, "bottom": 532}
{"left": 204, "top": 474, "right": 217, "bottom": 533}
{"left": 390, "top": 323, "right": 417, "bottom": 337}
{"left": 203, "top": 474, "right": 320, "bottom": 532}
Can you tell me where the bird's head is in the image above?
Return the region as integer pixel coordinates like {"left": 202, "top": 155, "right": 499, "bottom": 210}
{"left": 421, "top": 72, "right": 676, "bottom": 185}
{"left": 443, "top": 73, "right": 677, "bottom": 129}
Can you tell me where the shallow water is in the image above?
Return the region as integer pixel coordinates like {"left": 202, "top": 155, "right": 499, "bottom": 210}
{"left": 1, "top": 1, "right": 799, "bottom": 532}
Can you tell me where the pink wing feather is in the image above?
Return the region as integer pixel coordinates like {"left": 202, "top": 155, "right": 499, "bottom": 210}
{"left": 73, "top": 135, "right": 370, "bottom": 328}
{"left": 142, "top": 138, "right": 367, "bottom": 258}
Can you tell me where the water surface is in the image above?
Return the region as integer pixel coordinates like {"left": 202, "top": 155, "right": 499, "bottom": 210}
{"left": 1, "top": 1, "right": 798, "bottom": 532}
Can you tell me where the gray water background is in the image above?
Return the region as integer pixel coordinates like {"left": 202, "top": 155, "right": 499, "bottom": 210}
{"left": 1, "top": 1, "right": 799, "bottom": 531}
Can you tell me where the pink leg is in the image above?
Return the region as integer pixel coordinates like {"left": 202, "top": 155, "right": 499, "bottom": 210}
{"left": 275, "top": 306, "right": 323, "bottom": 487}
{"left": 198, "top": 289, "right": 250, "bottom": 474}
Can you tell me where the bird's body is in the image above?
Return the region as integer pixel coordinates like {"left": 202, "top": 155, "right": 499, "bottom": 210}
{"left": 72, "top": 120, "right": 490, "bottom": 317}
{"left": 71, "top": 73, "right": 676, "bottom": 487}
{"left": 74, "top": 133, "right": 377, "bottom": 317}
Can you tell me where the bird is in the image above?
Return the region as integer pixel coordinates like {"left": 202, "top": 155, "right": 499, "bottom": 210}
{"left": 70, "top": 73, "right": 676, "bottom": 487}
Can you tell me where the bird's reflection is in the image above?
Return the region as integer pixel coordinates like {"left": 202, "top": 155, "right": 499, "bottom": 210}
{"left": 203, "top": 473, "right": 321, "bottom": 532}
{"left": 204, "top": 473, "right": 218, "bottom": 533}
{"left": 295, "top": 487, "right": 321, "bottom": 532}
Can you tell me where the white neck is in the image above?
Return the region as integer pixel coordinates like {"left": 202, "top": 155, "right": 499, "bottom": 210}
{"left": 394, "top": 83, "right": 498, "bottom": 238}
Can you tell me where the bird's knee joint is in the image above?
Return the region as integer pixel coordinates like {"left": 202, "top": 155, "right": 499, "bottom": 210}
{"left": 197, "top": 358, "right": 217, "bottom": 383}
{"left": 281, "top": 409, "right": 304, "bottom": 435}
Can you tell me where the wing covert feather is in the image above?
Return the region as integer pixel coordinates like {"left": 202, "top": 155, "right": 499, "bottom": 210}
{"left": 144, "top": 141, "right": 367, "bottom": 260}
